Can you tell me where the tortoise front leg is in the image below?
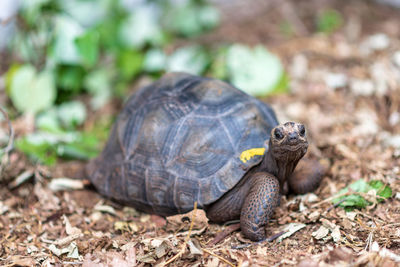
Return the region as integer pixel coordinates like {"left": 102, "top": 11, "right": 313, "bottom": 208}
{"left": 206, "top": 176, "right": 251, "bottom": 223}
{"left": 288, "top": 158, "right": 325, "bottom": 195}
{"left": 240, "top": 172, "right": 280, "bottom": 241}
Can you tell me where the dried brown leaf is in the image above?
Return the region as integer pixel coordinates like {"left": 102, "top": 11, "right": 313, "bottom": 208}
{"left": 63, "top": 215, "right": 82, "bottom": 235}
{"left": 167, "top": 209, "right": 208, "bottom": 231}
{"left": 8, "top": 256, "right": 36, "bottom": 266}
{"left": 312, "top": 226, "right": 330, "bottom": 240}
{"left": 34, "top": 183, "right": 60, "bottom": 210}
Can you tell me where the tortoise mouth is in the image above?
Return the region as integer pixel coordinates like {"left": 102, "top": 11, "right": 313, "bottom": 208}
{"left": 271, "top": 141, "right": 308, "bottom": 161}
{"left": 280, "top": 141, "right": 308, "bottom": 151}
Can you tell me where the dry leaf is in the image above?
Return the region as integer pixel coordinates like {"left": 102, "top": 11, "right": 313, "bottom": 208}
{"left": 48, "top": 242, "right": 80, "bottom": 259}
{"left": 9, "top": 256, "right": 36, "bottom": 266}
{"left": 302, "top": 193, "right": 320, "bottom": 203}
{"left": 63, "top": 214, "right": 82, "bottom": 235}
{"left": 307, "top": 210, "right": 321, "bottom": 222}
{"left": 48, "top": 177, "right": 84, "bottom": 191}
{"left": 188, "top": 239, "right": 203, "bottom": 256}
{"left": 140, "top": 214, "right": 151, "bottom": 223}
{"left": 8, "top": 170, "right": 33, "bottom": 189}
{"left": 114, "top": 221, "right": 140, "bottom": 233}
{"left": 0, "top": 201, "right": 9, "bottom": 215}
{"left": 331, "top": 226, "right": 342, "bottom": 243}
{"left": 83, "top": 248, "right": 136, "bottom": 267}
{"left": 312, "top": 225, "right": 330, "bottom": 240}
{"left": 137, "top": 253, "right": 157, "bottom": 264}
{"left": 327, "top": 247, "right": 354, "bottom": 263}
{"left": 371, "top": 241, "right": 400, "bottom": 262}
{"left": 34, "top": 183, "right": 60, "bottom": 210}
{"left": 94, "top": 204, "right": 116, "bottom": 215}
{"left": 167, "top": 209, "right": 208, "bottom": 230}
{"left": 341, "top": 218, "right": 353, "bottom": 229}
{"left": 277, "top": 223, "right": 306, "bottom": 242}
{"left": 321, "top": 218, "right": 337, "bottom": 230}
{"left": 155, "top": 241, "right": 169, "bottom": 258}
{"left": 206, "top": 257, "right": 220, "bottom": 267}
{"left": 54, "top": 233, "right": 82, "bottom": 246}
{"left": 346, "top": 212, "right": 358, "bottom": 221}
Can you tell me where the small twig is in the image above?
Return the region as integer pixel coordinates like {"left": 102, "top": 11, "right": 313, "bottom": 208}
{"left": 266, "top": 230, "right": 287, "bottom": 242}
{"left": 208, "top": 223, "right": 240, "bottom": 246}
{"left": 356, "top": 211, "right": 386, "bottom": 224}
{"left": 164, "top": 202, "right": 198, "bottom": 266}
{"left": 326, "top": 198, "right": 346, "bottom": 212}
{"left": 0, "top": 106, "right": 14, "bottom": 175}
{"left": 223, "top": 220, "right": 240, "bottom": 226}
{"left": 202, "top": 248, "right": 236, "bottom": 267}
{"left": 312, "top": 190, "right": 387, "bottom": 209}
{"left": 231, "top": 231, "right": 287, "bottom": 249}
{"left": 382, "top": 222, "right": 400, "bottom": 228}
{"left": 311, "top": 191, "right": 350, "bottom": 208}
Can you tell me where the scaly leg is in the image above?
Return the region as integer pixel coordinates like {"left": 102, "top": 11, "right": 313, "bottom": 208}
{"left": 288, "top": 158, "right": 325, "bottom": 194}
{"left": 240, "top": 172, "right": 280, "bottom": 241}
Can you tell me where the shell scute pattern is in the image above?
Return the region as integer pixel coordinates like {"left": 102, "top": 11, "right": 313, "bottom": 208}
{"left": 89, "top": 73, "right": 279, "bottom": 215}
{"left": 167, "top": 117, "right": 234, "bottom": 178}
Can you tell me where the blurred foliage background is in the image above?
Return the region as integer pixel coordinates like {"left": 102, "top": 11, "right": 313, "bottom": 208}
{"left": 0, "top": 0, "right": 344, "bottom": 165}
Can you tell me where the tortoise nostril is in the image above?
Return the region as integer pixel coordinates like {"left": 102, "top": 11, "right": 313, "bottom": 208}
{"left": 288, "top": 132, "right": 298, "bottom": 141}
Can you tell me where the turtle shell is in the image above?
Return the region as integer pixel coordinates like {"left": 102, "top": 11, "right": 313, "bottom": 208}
{"left": 88, "top": 73, "right": 279, "bottom": 215}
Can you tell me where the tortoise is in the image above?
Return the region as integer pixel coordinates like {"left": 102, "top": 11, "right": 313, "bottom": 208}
{"left": 87, "top": 72, "right": 324, "bottom": 241}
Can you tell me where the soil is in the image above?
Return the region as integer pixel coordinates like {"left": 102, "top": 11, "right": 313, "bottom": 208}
{"left": 1, "top": 0, "right": 400, "bottom": 266}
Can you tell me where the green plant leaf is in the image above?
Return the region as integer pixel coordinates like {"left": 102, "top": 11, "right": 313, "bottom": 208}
{"left": 116, "top": 49, "right": 144, "bottom": 80}
{"left": 97, "top": 13, "right": 125, "bottom": 52}
{"left": 209, "top": 47, "right": 228, "bottom": 80}
{"left": 56, "top": 133, "right": 99, "bottom": 160}
{"left": 143, "top": 49, "right": 167, "bottom": 72}
{"left": 5, "top": 64, "right": 21, "bottom": 95}
{"left": 58, "top": 0, "right": 109, "bottom": 28}
{"left": 198, "top": 6, "right": 219, "bottom": 30}
{"left": 167, "top": 45, "right": 209, "bottom": 75}
{"left": 84, "top": 69, "right": 112, "bottom": 109}
{"left": 56, "top": 65, "right": 86, "bottom": 93}
{"left": 377, "top": 185, "right": 393, "bottom": 199}
{"left": 272, "top": 72, "right": 290, "bottom": 94}
{"left": 332, "top": 179, "right": 392, "bottom": 210}
{"left": 164, "top": 3, "right": 219, "bottom": 37}
{"left": 316, "top": 9, "right": 343, "bottom": 34}
{"left": 226, "top": 44, "right": 285, "bottom": 97}
{"left": 20, "top": 0, "right": 52, "bottom": 27}
{"left": 368, "top": 180, "right": 392, "bottom": 200}
{"left": 16, "top": 137, "right": 57, "bottom": 165}
{"left": 349, "top": 179, "right": 370, "bottom": 192}
{"left": 36, "top": 109, "right": 62, "bottom": 133}
{"left": 119, "top": 5, "right": 164, "bottom": 49}
{"left": 16, "top": 129, "right": 100, "bottom": 164}
{"left": 166, "top": 4, "right": 201, "bottom": 37}
{"left": 75, "top": 29, "right": 100, "bottom": 68}
{"left": 9, "top": 65, "right": 56, "bottom": 114}
{"left": 57, "top": 101, "right": 87, "bottom": 129}
{"left": 341, "top": 194, "right": 369, "bottom": 209}
{"left": 51, "top": 15, "right": 84, "bottom": 64}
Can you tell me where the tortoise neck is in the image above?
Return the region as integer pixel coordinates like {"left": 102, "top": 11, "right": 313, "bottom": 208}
{"left": 260, "top": 140, "right": 301, "bottom": 189}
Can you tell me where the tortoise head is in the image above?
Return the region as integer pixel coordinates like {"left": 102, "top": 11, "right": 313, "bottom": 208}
{"left": 269, "top": 122, "right": 308, "bottom": 162}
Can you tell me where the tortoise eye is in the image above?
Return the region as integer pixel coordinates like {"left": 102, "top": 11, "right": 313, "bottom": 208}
{"left": 299, "top": 125, "right": 305, "bottom": 137}
{"left": 274, "top": 128, "right": 284, "bottom": 140}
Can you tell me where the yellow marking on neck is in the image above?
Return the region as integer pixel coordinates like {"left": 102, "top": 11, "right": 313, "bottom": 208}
{"left": 240, "top": 147, "right": 266, "bottom": 163}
